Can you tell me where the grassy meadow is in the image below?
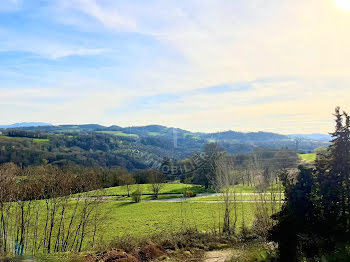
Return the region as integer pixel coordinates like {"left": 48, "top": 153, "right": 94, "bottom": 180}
{"left": 73, "top": 183, "right": 282, "bottom": 241}
{"left": 98, "top": 201, "right": 260, "bottom": 240}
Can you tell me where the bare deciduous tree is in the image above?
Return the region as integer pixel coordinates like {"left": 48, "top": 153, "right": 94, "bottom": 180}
{"left": 148, "top": 171, "right": 165, "bottom": 199}
{"left": 212, "top": 152, "right": 237, "bottom": 235}
{"left": 0, "top": 163, "right": 104, "bottom": 258}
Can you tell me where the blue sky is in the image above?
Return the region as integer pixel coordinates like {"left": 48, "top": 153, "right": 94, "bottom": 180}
{"left": 1, "top": 0, "right": 350, "bottom": 133}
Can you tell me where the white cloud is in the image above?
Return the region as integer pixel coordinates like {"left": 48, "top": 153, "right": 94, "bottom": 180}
{"left": 2, "top": 0, "right": 350, "bottom": 133}
{"left": 55, "top": 0, "right": 350, "bottom": 80}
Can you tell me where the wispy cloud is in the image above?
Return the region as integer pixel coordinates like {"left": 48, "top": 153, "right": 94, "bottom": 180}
{"left": 1, "top": 0, "right": 350, "bottom": 133}
{"left": 63, "top": 0, "right": 136, "bottom": 30}
{"left": 48, "top": 48, "right": 106, "bottom": 59}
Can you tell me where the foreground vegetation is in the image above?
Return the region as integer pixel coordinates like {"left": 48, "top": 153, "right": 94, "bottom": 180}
{"left": 0, "top": 145, "right": 294, "bottom": 261}
{"left": 5, "top": 109, "right": 350, "bottom": 261}
{"left": 0, "top": 158, "right": 284, "bottom": 260}
{"left": 0, "top": 195, "right": 279, "bottom": 260}
{"left": 270, "top": 108, "right": 350, "bottom": 261}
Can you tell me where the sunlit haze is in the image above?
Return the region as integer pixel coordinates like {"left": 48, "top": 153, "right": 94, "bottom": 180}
{"left": 334, "top": 0, "right": 350, "bottom": 11}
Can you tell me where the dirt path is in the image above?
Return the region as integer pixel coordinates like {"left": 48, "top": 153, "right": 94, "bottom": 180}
{"left": 203, "top": 249, "right": 233, "bottom": 262}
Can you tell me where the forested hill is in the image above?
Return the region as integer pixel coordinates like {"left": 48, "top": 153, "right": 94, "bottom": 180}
{"left": 0, "top": 124, "right": 328, "bottom": 170}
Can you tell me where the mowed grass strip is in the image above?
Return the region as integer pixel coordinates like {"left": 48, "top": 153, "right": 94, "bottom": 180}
{"left": 299, "top": 153, "right": 316, "bottom": 162}
{"left": 189, "top": 193, "right": 285, "bottom": 202}
{"left": 89, "top": 183, "right": 214, "bottom": 196}
{"left": 85, "top": 183, "right": 282, "bottom": 198}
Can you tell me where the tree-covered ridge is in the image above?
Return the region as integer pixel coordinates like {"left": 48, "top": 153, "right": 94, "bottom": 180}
{"left": 0, "top": 124, "right": 327, "bottom": 170}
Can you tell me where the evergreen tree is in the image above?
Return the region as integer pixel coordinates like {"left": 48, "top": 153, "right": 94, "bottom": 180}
{"left": 270, "top": 107, "right": 350, "bottom": 260}
{"left": 314, "top": 107, "right": 350, "bottom": 252}
{"left": 269, "top": 166, "right": 317, "bottom": 261}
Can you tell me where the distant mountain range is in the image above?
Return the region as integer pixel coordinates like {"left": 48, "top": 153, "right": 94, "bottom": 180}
{"left": 0, "top": 122, "right": 52, "bottom": 128}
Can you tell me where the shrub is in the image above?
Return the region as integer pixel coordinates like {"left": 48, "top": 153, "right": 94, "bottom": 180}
{"left": 131, "top": 189, "right": 142, "bottom": 203}
{"left": 183, "top": 190, "right": 196, "bottom": 198}
{"left": 251, "top": 204, "right": 273, "bottom": 239}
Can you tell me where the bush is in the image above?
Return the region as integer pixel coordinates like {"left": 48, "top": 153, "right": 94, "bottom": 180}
{"left": 183, "top": 190, "right": 196, "bottom": 198}
{"left": 131, "top": 189, "right": 142, "bottom": 203}
{"left": 251, "top": 205, "right": 274, "bottom": 239}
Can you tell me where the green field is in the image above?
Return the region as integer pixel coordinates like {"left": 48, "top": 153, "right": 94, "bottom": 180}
{"left": 70, "top": 183, "right": 283, "bottom": 243}
{"left": 33, "top": 138, "right": 50, "bottom": 143}
{"left": 97, "top": 201, "right": 260, "bottom": 240}
{"left": 78, "top": 183, "right": 282, "bottom": 241}
{"left": 1, "top": 183, "right": 283, "bottom": 261}
{"left": 299, "top": 153, "right": 316, "bottom": 161}
{"left": 13, "top": 200, "right": 275, "bottom": 262}
{"left": 97, "top": 131, "right": 139, "bottom": 138}
{"left": 0, "top": 136, "right": 50, "bottom": 143}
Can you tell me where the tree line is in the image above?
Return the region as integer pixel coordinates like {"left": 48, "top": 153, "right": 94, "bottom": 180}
{"left": 167, "top": 145, "right": 299, "bottom": 189}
